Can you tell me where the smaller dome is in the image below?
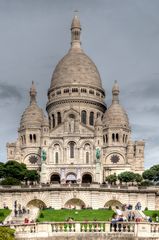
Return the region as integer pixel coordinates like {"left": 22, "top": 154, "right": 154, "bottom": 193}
{"left": 103, "top": 81, "right": 130, "bottom": 129}
{"left": 20, "top": 82, "right": 45, "bottom": 129}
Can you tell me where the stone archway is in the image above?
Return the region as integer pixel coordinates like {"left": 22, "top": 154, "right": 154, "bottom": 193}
{"left": 104, "top": 200, "right": 123, "bottom": 210}
{"left": 27, "top": 199, "right": 47, "bottom": 209}
{"left": 64, "top": 198, "right": 86, "bottom": 209}
{"left": 50, "top": 174, "right": 60, "bottom": 183}
{"left": 82, "top": 173, "right": 92, "bottom": 183}
{"left": 66, "top": 173, "right": 77, "bottom": 183}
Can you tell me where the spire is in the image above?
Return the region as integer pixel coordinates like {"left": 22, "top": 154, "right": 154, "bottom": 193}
{"left": 112, "top": 80, "right": 120, "bottom": 104}
{"left": 30, "top": 81, "right": 37, "bottom": 105}
{"left": 70, "top": 12, "right": 82, "bottom": 51}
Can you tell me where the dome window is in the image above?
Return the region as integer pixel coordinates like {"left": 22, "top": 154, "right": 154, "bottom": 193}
{"left": 89, "top": 112, "right": 94, "bottom": 126}
{"left": 89, "top": 90, "right": 94, "bottom": 95}
{"left": 81, "top": 110, "right": 87, "bottom": 125}
{"left": 106, "top": 134, "right": 108, "bottom": 143}
{"left": 56, "top": 90, "right": 61, "bottom": 95}
{"left": 96, "top": 92, "right": 100, "bottom": 96}
{"left": 52, "top": 114, "right": 55, "bottom": 128}
{"left": 64, "top": 88, "right": 69, "bottom": 93}
{"left": 33, "top": 134, "right": 36, "bottom": 143}
{"left": 116, "top": 133, "right": 119, "bottom": 142}
{"left": 81, "top": 88, "right": 87, "bottom": 93}
{"left": 57, "top": 112, "right": 61, "bottom": 125}
{"left": 29, "top": 134, "right": 32, "bottom": 143}
{"left": 72, "top": 88, "right": 78, "bottom": 92}
{"left": 112, "top": 133, "right": 115, "bottom": 142}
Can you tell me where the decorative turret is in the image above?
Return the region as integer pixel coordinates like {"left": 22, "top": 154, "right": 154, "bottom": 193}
{"left": 70, "top": 14, "right": 82, "bottom": 51}
{"left": 30, "top": 81, "right": 37, "bottom": 104}
{"left": 112, "top": 80, "right": 120, "bottom": 104}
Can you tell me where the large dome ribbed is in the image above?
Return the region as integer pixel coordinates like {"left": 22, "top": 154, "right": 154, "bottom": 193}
{"left": 50, "top": 51, "right": 102, "bottom": 89}
{"left": 103, "top": 81, "right": 130, "bottom": 129}
{"left": 49, "top": 15, "right": 103, "bottom": 91}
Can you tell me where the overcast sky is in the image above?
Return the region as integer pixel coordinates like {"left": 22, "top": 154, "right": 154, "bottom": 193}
{"left": 0, "top": 0, "right": 159, "bottom": 168}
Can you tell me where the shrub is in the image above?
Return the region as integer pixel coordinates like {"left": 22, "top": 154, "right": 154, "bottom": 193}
{"left": 152, "top": 213, "right": 158, "bottom": 218}
{"left": 144, "top": 207, "right": 148, "bottom": 211}
{"left": 39, "top": 213, "right": 44, "bottom": 218}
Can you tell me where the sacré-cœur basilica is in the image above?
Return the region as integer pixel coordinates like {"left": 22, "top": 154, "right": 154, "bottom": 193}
{"left": 4, "top": 16, "right": 158, "bottom": 210}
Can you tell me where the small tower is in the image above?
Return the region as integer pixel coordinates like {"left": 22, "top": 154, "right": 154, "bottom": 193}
{"left": 70, "top": 14, "right": 82, "bottom": 51}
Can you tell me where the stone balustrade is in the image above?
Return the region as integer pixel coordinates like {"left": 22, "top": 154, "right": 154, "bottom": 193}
{"left": 3, "top": 221, "right": 159, "bottom": 239}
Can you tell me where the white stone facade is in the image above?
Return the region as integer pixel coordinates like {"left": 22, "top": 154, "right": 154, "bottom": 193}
{"left": 6, "top": 16, "right": 145, "bottom": 185}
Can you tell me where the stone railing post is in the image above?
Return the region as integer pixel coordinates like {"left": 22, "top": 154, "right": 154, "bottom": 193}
{"left": 105, "top": 222, "right": 110, "bottom": 232}
{"left": 75, "top": 222, "right": 81, "bottom": 232}
{"left": 136, "top": 222, "right": 151, "bottom": 238}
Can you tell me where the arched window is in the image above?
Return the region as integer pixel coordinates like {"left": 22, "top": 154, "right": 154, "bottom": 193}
{"left": 89, "top": 112, "right": 94, "bottom": 126}
{"left": 33, "top": 134, "right": 36, "bottom": 143}
{"left": 112, "top": 133, "right": 115, "bottom": 142}
{"left": 29, "top": 134, "right": 32, "bottom": 143}
{"left": 125, "top": 135, "right": 128, "bottom": 143}
{"left": 123, "top": 134, "right": 125, "bottom": 143}
{"left": 69, "top": 142, "right": 75, "bottom": 158}
{"left": 103, "top": 135, "right": 105, "bottom": 143}
{"left": 116, "top": 133, "right": 119, "bottom": 142}
{"left": 55, "top": 152, "right": 58, "bottom": 164}
{"left": 86, "top": 152, "right": 89, "bottom": 164}
{"left": 21, "top": 136, "right": 23, "bottom": 144}
{"left": 24, "top": 135, "right": 26, "bottom": 144}
{"left": 106, "top": 134, "right": 108, "bottom": 143}
{"left": 52, "top": 114, "right": 55, "bottom": 128}
{"left": 57, "top": 112, "right": 61, "bottom": 125}
{"left": 81, "top": 110, "right": 87, "bottom": 124}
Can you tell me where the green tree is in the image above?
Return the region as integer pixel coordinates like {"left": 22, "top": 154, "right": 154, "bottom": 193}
{"left": 0, "top": 163, "right": 5, "bottom": 179}
{"left": 105, "top": 174, "right": 117, "bottom": 185}
{"left": 0, "top": 227, "right": 15, "bottom": 240}
{"left": 118, "top": 171, "right": 135, "bottom": 185}
{"left": 4, "top": 161, "right": 27, "bottom": 181}
{"left": 142, "top": 169, "right": 155, "bottom": 181}
{"left": 134, "top": 173, "right": 143, "bottom": 185}
{"left": 25, "top": 170, "right": 40, "bottom": 184}
{"left": 0, "top": 177, "right": 21, "bottom": 186}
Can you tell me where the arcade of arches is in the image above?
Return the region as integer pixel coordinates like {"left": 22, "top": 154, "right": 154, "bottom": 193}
{"left": 50, "top": 173, "right": 92, "bottom": 184}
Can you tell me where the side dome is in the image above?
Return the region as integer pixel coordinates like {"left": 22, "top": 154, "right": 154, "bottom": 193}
{"left": 103, "top": 81, "right": 130, "bottom": 129}
{"left": 20, "top": 82, "right": 45, "bottom": 129}
{"left": 49, "top": 15, "right": 103, "bottom": 91}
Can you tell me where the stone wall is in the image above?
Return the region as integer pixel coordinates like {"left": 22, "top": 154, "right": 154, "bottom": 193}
{"left": 15, "top": 233, "right": 159, "bottom": 240}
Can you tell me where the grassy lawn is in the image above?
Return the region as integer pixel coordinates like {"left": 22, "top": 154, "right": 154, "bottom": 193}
{"left": 0, "top": 209, "right": 11, "bottom": 222}
{"left": 37, "top": 209, "right": 114, "bottom": 222}
{"left": 143, "top": 210, "right": 159, "bottom": 222}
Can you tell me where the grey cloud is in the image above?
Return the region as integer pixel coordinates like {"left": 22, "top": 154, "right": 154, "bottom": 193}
{"left": 0, "top": 82, "right": 22, "bottom": 101}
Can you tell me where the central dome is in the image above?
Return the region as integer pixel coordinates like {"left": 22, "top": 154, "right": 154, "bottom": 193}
{"left": 49, "top": 15, "right": 103, "bottom": 91}
{"left": 50, "top": 51, "right": 102, "bottom": 89}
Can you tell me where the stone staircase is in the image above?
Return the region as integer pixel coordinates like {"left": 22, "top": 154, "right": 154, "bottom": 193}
{"left": 123, "top": 209, "right": 147, "bottom": 221}
{"left": 5, "top": 207, "right": 39, "bottom": 224}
